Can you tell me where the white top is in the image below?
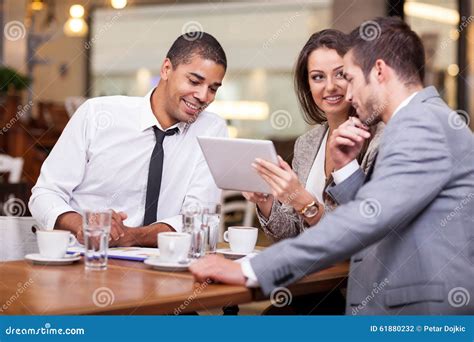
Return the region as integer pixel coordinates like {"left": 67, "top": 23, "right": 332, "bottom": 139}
{"left": 305, "top": 130, "right": 329, "bottom": 203}
{"left": 241, "top": 91, "right": 420, "bottom": 287}
{"left": 29, "top": 89, "right": 228, "bottom": 231}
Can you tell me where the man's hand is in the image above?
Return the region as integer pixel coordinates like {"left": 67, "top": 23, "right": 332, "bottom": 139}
{"left": 108, "top": 210, "right": 127, "bottom": 245}
{"left": 189, "top": 255, "right": 247, "bottom": 286}
{"left": 329, "top": 117, "right": 371, "bottom": 170}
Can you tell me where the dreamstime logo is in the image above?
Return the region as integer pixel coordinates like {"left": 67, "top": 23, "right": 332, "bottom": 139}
{"left": 262, "top": 12, "right": 301, "bottom": 49}
{"left": 174, "top": 279, "right": 212, "bottom": 315}
{"left": 359, "top": 198, "right": 382, "bottom": 219}
{"left": 84, "top": 11, "right": 122, "bottom": 49}
{"left": 4, "top": 21, "right": 26, "bottom": 41}
{"left": 448, "top": 287, "right": 470, "bottom": 308}
{"left": 181, "top": 21, "right": 204, "bottom": 41}
{"left": 440, "top": 16, "right": 474, "bottom": 50}
{"left": 0, "top": 101, "right": 33, "bottom": 136}
{"left": 270, "top": 110, "right": 292, "bottom": 130}
{"left": 270, "top": 287, "right": 292, "bottom": 308}
{"left": 0, "top": 278, "right": 34, "bottom": 313}
{"left": 92, "top": 287, "right": 115, "bottom": 308}
{"left": 3, "top": 198, "right": 26, "bottom": 217}
{"left": 94, "top": 110, "right": 114, "bottom": 130}
{"left": 182, "top": 200, "right": 203, "bottom": 217}
{"left": 359, "top": 20, "right": 381, "bottom": 41}
{"left": 448, "top": 110, "right": 470, "bottom": 130}
{"left": 440, "top": 192, "right": 474, "bottom": 227}
{"left": 351, "top": 278, "right": 389, "bottom": 315}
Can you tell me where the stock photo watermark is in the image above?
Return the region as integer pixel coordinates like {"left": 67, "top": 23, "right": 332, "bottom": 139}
{"left": 270, "top": 109, "right": 292, "bottom": 130}
{"left": 4, "top": 323, "right": 85, "bottom": 336}
{"left": 0, "top": 101, "right": 33, "bottom": 136}
{"left": 3, "top": 21, "right": 26, "bottom": 41}
{"left": 270, "top": 287, "right": 293, "bottom": 308}
{"left": 3, "top": 197, "right": 27, "bottom": 217}
{"left": 93, "top": 110, "right": 115, "bottom": 130}
{"left": 85, "top": 11, "right": 123, "bottom": 50}
{"left": 351, "top": 278, "right": 390, "bottom": 315}
{"left": 359, "top": 198, "right": 382, "bottom": 219}
{"left": 182, "top": 21, "right": 204, "bottom": 41}
{"left": 92, "top": 287, "right": 115, "bottom": 308}
{"left": 448, "top": 110, "right": 470, "bottom": 130}
{"left": 359, "top": 20, "right": 381, "bottom": 42}
{"left": 174, "top": 279, "right": 212, "bottom": 315}
{"left": 448, "top": 287, "right": 470, "bottom": 308}
{"left": 0, "top": 278, "right": 34, "bottom": 313}
{"left": 440, "top": 15, "right": 474, "bottom": 50}
{"left": 262, "top": 12, "right": 301, "bottom": 50}
{"left": 440, "top": 192, "right": 473, "bottom": 227}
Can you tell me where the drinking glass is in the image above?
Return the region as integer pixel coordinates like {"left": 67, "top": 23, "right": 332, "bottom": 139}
{"left": 83, "top": 210, "right": 111, "bottom": 270}
{"left": 202, "top": 203, "right": 221, "bottom": 254}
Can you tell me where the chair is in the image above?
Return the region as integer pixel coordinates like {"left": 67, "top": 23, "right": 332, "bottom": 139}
{"left": 0, "top": 216, "right": 39, "bottom": 261}
{"left": 0, "top": 154, "right": 24, "bottom": 183}
{"left": 219, "top": 190, "right": 256, "bottom": 242}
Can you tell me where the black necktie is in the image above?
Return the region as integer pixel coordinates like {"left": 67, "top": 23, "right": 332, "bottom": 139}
{"left": 143, "top": 126, "right": 179, "bottom": 225}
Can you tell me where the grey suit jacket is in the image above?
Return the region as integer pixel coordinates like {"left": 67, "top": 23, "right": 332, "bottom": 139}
{"left": 250, "top": 86, "right": 474, "bottom": 315}
{"left": 257, "top": 122, "right": 384, "bottom": 242}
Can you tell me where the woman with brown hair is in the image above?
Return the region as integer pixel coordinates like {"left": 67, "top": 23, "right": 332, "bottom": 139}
{"left": 244, "top": 29, "right": 383, "bottom": 242}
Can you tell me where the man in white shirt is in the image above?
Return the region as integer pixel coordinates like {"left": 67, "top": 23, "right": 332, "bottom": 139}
{"left": 189, "top": 18, "right": 474, "bottom": 315}
{"left": 29, "top": 32, "right": 228, "bottom": 247}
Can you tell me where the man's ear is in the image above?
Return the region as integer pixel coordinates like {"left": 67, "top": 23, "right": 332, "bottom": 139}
{"left": 373, "top": 59, "right": 387, "bottom": 83}
{"left": 160, "top": 58, "right": 173, "bottom": 81}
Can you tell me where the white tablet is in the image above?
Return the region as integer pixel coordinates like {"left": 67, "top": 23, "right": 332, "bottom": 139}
{"left": 197, "top": 136, "right": 278, "bottom": 194}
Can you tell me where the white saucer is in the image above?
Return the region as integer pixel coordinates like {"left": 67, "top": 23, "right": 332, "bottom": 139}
{"left": 144, "top": 257, "right": 192, "bottom": 272}
{"left": 25, "top": 253, "right": 81, "bottom": 265}
{"left": 216, "top": 248, "right": 259, "bottom": 260}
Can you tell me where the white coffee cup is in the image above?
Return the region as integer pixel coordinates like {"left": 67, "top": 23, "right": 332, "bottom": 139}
{"left": 158, "top": 232, "right": 191, "bottom": 263}
{"left": 223, "top": 226, "right": 258, "bottom": 254}
{"left": 36, "top": 230, "right": 75, "bottom": 259}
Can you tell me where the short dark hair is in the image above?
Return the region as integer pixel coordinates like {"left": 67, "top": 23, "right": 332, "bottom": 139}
{"left": 348, "top": 17, "right": 425, "bottom": 85}
{"left": 294, "top": 29, "right": 352, "bottom": 124}
{"left": 166, "top": 32, "right": 227, "bottom": 70}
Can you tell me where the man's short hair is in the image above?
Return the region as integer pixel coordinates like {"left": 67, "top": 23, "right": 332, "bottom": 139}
{"left": 166, "top": 32, "right": 227, "bottom": 70}
{"left": 348, "top": 16, "right": 425, "bottom": 85}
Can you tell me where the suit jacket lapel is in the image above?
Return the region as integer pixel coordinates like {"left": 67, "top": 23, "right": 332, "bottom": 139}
{"left": 299, "top": 123, "right": 329, "bottom": 185}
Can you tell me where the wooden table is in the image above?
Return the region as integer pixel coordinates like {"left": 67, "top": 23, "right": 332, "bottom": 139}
{"left": 0, "top": 255, "right": 348, "bottom": 315}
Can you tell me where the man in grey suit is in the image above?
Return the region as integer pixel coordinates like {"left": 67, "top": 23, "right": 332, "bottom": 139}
{"left": 190, "top": 17, "right": 474, "bottom": 314}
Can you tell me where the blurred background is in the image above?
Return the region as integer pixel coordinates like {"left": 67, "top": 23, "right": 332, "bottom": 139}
{"left": 0, "top": 0, "right": 473, "bottom": 215}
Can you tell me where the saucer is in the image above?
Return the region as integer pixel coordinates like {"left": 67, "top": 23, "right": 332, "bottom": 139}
{"left": 144, "top": 257, "right": 192, "bottom": 272}
{"left": 216, "top": 248, "right": 259, "bottom": 260}
{"left": 25, "top": 253, "right": 81, "bottom": 265}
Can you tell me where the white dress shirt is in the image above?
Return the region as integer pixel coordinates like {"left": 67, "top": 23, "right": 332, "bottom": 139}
{"left": 29, "top": 89, "right": 228, "bottom": 231}
{"left": 241, "top": 91, "right": 419, "bottom": 287}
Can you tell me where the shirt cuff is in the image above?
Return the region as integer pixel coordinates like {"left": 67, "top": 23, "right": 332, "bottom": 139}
{"left": 156, "top": 215, "right": 182, "bottom": 232}
{"left": 240, "top": 258, "right": 260, "bottom": 288}
{"left": 332, "top": 159, "right": 360, "bottom": 185}
{"left": 45, "top": 205, "right": 77, "bottom": 231}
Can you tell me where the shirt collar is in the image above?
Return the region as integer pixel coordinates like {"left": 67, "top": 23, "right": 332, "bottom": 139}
{"left": 140, "top": 88, "right": 187, "bottom": 133}
{"left": 391, "top": 91, "right": 419, "bottom": 119}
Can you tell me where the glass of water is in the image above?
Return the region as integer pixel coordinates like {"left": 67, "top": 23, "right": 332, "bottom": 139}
{"left": 83, "top": 210, "right": 111, "bottom": 270}
{"left": 202, "top": 203, "right": 221, "bottom": 254}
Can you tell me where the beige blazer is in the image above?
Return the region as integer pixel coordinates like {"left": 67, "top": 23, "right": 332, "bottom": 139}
{"left": 257, "top": 121, "right": 384, "bottom": 241}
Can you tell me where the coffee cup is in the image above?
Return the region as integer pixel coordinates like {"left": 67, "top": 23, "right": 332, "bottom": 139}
{"left": 158, "top": 232, "right": 191, "bottom": 263}
{"left": 36, "top": 230, "right": 75, "bottom": 259}
{"left": 223, "top": 226, "right": 258, "bottom": 254}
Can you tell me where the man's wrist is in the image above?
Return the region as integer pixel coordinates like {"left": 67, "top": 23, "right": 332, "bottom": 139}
{"left": 333, "top": 159, "right": 360, "bottom": 184}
